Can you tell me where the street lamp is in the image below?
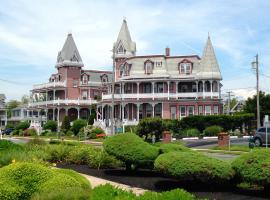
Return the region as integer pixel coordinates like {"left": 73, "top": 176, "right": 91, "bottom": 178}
{"left": 251, "top": 54, "right": 260, "bottom": 129}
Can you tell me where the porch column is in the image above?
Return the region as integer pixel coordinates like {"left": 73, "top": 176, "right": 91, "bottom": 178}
{"left": 57, "top": 108, "right": 60, "bottom": 128}
{"left": 122, "top": 103, "right": 126, "bottom": 120}
{"left": 101, "top": 105, "right": 104, "bottom": 120}
{"left": 136, "top": 103, "right": 140, "bottom": 121}
{"left": 122, "top": 83, "right": 125, "bottom": 100}
{"left": 176, "top": 81, "right": 179, "bottom": 94}
{"left": 77, "top": 108, "right": 80, "bottom": 119}
{"left": 52, "top": 108, "right": 55, "bottom": 121}
{"left": 53, "top": 89, "right": 56, "bottom": 100}
{"left": 152, "top": 82, "right": 155, "bottom": 100}
{"left": 65, "top": 108, "right": 68, "bottom": 116}
{"left": 137, "top": 82, "right": 140, "bottom": 100}
{"left": 218, "top": 81, "right": 221, "bottom": 99}
{"left": 46, "top": 91, "right": 48, "bottom": 106}
{"left": 202, "top": 80, "right": 205, "bottom": 99}
{"left": 45, "top": 109, "right": 48, "bottom": 122}
{"left": 210, "top": 80, "right": 213, "bottom": 99}
{"left": 152, "top": 103, "right": 156, "bottom": 117}
{"left": 196, "top": 81, "right": 199, "bottom": 99}
{"left": 167, "top": 81, "right": 170, "bottom": 100}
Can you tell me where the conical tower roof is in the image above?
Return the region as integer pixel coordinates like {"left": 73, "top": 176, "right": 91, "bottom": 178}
{"left": 198, "top": 35, "right": 222, "bottom": 79}
{"left": 56, "top": 33, "right": 83, "bottom": 68}
{"left": 114, "top": 19, "right": 136, "bottom": 57}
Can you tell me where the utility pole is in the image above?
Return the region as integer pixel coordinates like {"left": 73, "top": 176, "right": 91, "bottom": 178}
{"left": 252, "top": 54, "right": 260, "bottom": 128}
{"left": 111, "top": 46, "right": 116, "bottom": 135}
{"left": 226, "top": 91, "right": 232, "bottom": 115}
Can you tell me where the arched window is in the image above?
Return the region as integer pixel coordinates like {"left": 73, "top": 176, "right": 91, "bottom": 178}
{"left": 82, "top": 74, "right": 88, "bottom": 85}
{"left": 212, "top": 81, "right": 218, "bottom": 92}
{"left": 178, "top": 59, "right": 193, "bottom": 74}
{"left": 119, "top": 63, "right": 131, "bottom": 77}
{"left": 100, "top": 74, "right": 108, "bottom": 85}
{"left": 144, "top": 60, "right": 154, "bottom": 74}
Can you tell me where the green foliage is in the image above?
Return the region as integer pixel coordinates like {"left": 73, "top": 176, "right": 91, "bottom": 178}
{"left": 23, "top": 128, "right": 37, "bottom": 136}
{"left": 68, "top": 145, "right": 96, "bottom": 165}
{"left": 71, "top": 119, "right": 87, "bottom": 135}
{"left": 158, "top": 143, "right": 190, "bottom": 154}
{"left": 61, "top": 116, "right": 71, "bottom": 133}
{"left": 155, "top": 151, "right": 234, "bottom": 183}
{"left": 15, "top": 121, "right": 30, "bottom": 130}
{"left": 181, "top": 128, "right": 201, "bottom": 137}
{"left": 103, "top": 133, "right": 159, "bottom": 170}
{"left": 137, "top": 117, "right": 164, "bottom": 140}
{"left": 91, "top": 184, "right": 197, "bottom": 200}
{"left": 124, "top": 125, "right": 137, "bottom": 133}
{"left": 203, "top": 125, "right": 223, "bottom": 136}
{"left": 0, "top": 140, "right": 22, "bottom": 151}
{"left": 0, "top": 162, "right": 91, "bottom": 200}
{"left": 27, "top": 138, "right": 47, "bottom": 146}
{"left": 5, "top": 123, "right": 14, "bottom": 129}
{"left": 46, "top": 144, "right": 73, "bottom": 163}
{"left": 43, "top": 121, "right": 57, "bottom": 132}
{"left": 88, "top": 105, "right": 97, "bottom": 125}
{"left": 232, "top": 149, "right": 270, "bottom": 187}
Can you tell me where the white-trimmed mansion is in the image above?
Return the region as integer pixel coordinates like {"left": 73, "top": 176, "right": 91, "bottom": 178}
{"left": 98, "top": 20, "right": 222, "bottom": 126}
{"left": 29, "top": 19, "right": 222, "bottom": 129}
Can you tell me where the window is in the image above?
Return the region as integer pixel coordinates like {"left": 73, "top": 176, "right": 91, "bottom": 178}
{"left": 205, "top": 106, "right": 211, "bottom": 115}
{"left": 199, "top": 106, "right": 203, "bottom": 115}
{"left": 82, "top": 75, "right": 88, "bottom": 84}
{"left": 170, "top": 106, "right": 176, "bottom": 119}
{"left": 82, "top": 91, "right": 88, "bottom": 100}
{"left": 119, "top": 64, "right": 130, "bottom": 77}
{"left": 180, "top": 106, "right": 186, "bottom": 118}
{"left": 144, "top": 60, "right": 153, "bottom": 74}
{"left": 187, "top": 106, "right": 194, "bottom": 116}
{"left": 119, "top": 65, "right": 124, "bottom": 77}
{"left": 73, "top": 80, "right": 78, "bottom": 87}
{"left": 179, "top": 62, "right": 192, "bottom": 75}
{"left": 156, "top": 61, "right": 162, "bottom": 67}
{"left": 213, "top": 106, "right": 219, "bottom": 115}
{"left": 156, "top": 83, "right": 164, "bottom": 93}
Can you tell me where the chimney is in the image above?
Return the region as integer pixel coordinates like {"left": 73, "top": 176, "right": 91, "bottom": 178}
{"left": 165, "top": 47, "right": 170, "bottom": 56}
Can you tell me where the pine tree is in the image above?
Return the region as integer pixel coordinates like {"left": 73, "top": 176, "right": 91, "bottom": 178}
{"left": 61, "top": 116, "right": 70, "bottom": 133}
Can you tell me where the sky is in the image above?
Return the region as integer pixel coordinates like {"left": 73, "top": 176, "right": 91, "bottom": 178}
{"left": 0, "top": 0, "right": 270, "bottom": 101}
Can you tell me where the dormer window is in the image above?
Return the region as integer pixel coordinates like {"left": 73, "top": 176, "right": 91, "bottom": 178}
{"left": 178, "top": 59, "right": 193, "bottom": 75}
{"left": 119, "top": 63, "right": 131, "bottom": 77}
{"left": 144, "top": 60, "right": 154, "bottom": 74}
{"left": 100, "top": 74, "right": 108, "bottom": 85}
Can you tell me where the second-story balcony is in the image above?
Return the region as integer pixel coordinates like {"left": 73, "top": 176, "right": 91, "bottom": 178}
{"left": 102, "top": 92, "right": 220, "bottom": 101}
{"left": 33, "top": 81, "right": 66, "bottom": 91}
{"left": 29, "top": 98, "right": 98, "bottom": 107}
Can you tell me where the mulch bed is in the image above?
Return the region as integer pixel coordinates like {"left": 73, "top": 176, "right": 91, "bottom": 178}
{"left": 58, "top": 163, "right": 270, "bottom": 200}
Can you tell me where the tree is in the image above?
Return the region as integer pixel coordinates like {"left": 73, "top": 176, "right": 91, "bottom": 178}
{"left": 43, "top": 120, "right": 58, "bottom": 132}
{"left": 6, "top": 100, "right": 20, "bottom": 118}
{"left": 71, "top": 119, "right": 87, "bottom": 135}
{"left": 61, "top": 116, "right": 70, "bottom": 133}
{"left": 243, "top": 91, "right": 270, "bottom": 125}
{"left": 21, "top": 95, "right": 30, "bottom": 105}
{"left": 88, "top": 105, "right": 97, "bottom": 125}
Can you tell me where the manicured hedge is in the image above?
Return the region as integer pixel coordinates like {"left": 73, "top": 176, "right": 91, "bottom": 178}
{"left": 103, "top": 133, "right": 159, "bottom": 170}
{"left": 232, "top": 149, "right": 270, "bottom": 187}
{"left": 154, "top": 151, "right": 234, "bottom": 183}
{"left": 203, "top": 125, "right": 223, "bottom": 136}
{"left": 157, "top": 143, "right": 190, "bottom": 154}
{"left": 0, "top": 162, "right": 90, "bottom": 200}
{"left": 91, "top": 184, "right": 197, "bottom": 200}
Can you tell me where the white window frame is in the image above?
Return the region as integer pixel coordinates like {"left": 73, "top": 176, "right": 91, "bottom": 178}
{"left": 82, "top": 75, "right": 88, "bottom": 84}
{"left": 213, "top": 106, "right": 219, "bottom": 115}
{"left": 145, "top": 62, "right": 153, "bottom": 74}
{"left": 187, "top": 106, "right": 194, "bottom": 116}
{"left": 205, "top": 106, "right": 211, "bottom": 115}
{"left": 179, "top": 63, "right": 192, "bottom": 74}
{"left": 180, "top": 106, "right": 186, "bottom": 119}
{"left": 199, "top": 106, "right": 203, "bottom": 115}
{"left": 82, "top": 91, "right": 88, "bottom": 100}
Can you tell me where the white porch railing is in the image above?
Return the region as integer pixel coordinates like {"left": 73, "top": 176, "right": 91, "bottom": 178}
{"left": 33, "top": 81, "right": 66, "bottom": 90}
{"left": 102, "top": 92, "right": 220, "bottom": 100}
{"left": 29, "top": 98, "right": 98, "bottom": 107}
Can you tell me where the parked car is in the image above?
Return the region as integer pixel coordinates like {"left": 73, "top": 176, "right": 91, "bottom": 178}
{"left": 253, "top": 127, "right": 270, "bottom": 146}
{"left": 2, "top": 128, "right": 14, "bottom": 135}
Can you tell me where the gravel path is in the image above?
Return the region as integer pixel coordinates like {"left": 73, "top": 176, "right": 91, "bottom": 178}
{"left": 80, "top": 173, "right": 147, "bottom": 195}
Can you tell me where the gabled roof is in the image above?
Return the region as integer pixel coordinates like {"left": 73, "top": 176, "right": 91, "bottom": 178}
{"left": 114, "top": 19, "right": 136, "bottom": 56}
{"left": 56, "top": 33, "right": 84, "bottom": 68}
{"left": 198, "top": 35, "right": 222, "bottom": 80}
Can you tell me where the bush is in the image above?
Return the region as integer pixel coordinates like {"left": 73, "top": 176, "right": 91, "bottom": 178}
{"left": 137, "top": 117, "right": 164, "bottom": 140}
{"left": 15, "top": 121, "right": 30, "bottom": 130}
{"left": 43, "top": 121, "right": 57, "bottom": 132}
{"left": 0, "top": 162, "right": 91, "bottom": 200}
{"left": 71, "top": 119, "right": 87, "bottom": 135}
{"left": 158, "top": 143, "right": 190, "bottom": 154}
{"left": 90, "top": 184, "right": 197, "bottom": 200}
{"left": 27, "top": 138, "right": 47, "bottom": 146}
{"left": 103, "top": 133, "right": 159, "bottom": 170}
{"left": 90, "top": 127, "right": 104, "bottom": 139}
{"left": 68, "top": 145, "right": 96, "bottom": 165}
{"left": 61, "top": 116, "right": 71, "bottom": 134}
{"left": 124, "top": 125, "right": 137, "bottom": 133}
{"left": 23, "top": 128, "right": 37, "bottom": 136}
{"left": 154, "top": 151, "right": 234, "bottom": 184}
{"left": 182, "top": 128, "right": 200, "bottom": 137}
{"left": 232, "top": 149, "right": 270, "bottom": 187}
{"left": 0, "top": 140, "right": 22, "bottom": 151}
{"left": 46, "top": 144, "right": 73, "bottom": 163}
{"left": 204, "top": 125, "right": 223, "bottom": 136}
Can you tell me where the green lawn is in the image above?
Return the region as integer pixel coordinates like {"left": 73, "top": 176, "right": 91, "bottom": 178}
{"left": 211, "top": 145, "right": 253, "bottom": 152}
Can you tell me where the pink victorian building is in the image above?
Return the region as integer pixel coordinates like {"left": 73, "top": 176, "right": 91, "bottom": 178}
{"left": 98, "top": 20, "right": 223, "bottom": 126}
{"left": 29, "top": 34, "right": 112, "bottom": 125}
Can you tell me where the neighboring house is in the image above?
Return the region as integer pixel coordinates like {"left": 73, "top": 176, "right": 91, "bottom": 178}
{"left": 99, "top": 20, "right": 223, "bottom": 126}
{"left": 29, "top": 33, "right": 112, "bottom": 126}
{"left": 0, "top": 94, "right": 7, "bottom": 129}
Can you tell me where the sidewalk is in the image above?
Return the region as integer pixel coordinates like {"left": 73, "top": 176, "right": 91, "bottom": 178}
{"left": 80, "top": 173, "right": 147, "bottom": 195}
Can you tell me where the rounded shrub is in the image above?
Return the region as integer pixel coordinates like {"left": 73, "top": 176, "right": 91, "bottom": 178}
{"left": 15, "top": 121, "right": 30, "bottom": 131}
{"left": 43, "top": 120, "right": 58, "bottom": 132}
{"left": 203, "top": 125, "right": 223, "bottom": 136}
{"left": 71, "top": 119, "right": 87, "bottom": 135}
{"left": 182, "top": 128, "right": 200, "bottom": 137}
{"left": 154, "top": 151, "right": 234, "bottom": 183}
{"left": 136, "top": 117, "right": 164, "bottom": 140}
{"left": 158, "top": 143, "right": 190, "bottom": 154}
{"left": 232, "top": 149, "right": 270, "bottom": 187}
{"left": 0, "top": 162, "right": 91, "bottom": 200}
{"left": 103, "top": 133, "right": 159, "bottom": 170}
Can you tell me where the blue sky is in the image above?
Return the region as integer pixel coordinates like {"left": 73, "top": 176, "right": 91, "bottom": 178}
{"left": 0, "top": 0, "right": 270, "bottom": 100}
